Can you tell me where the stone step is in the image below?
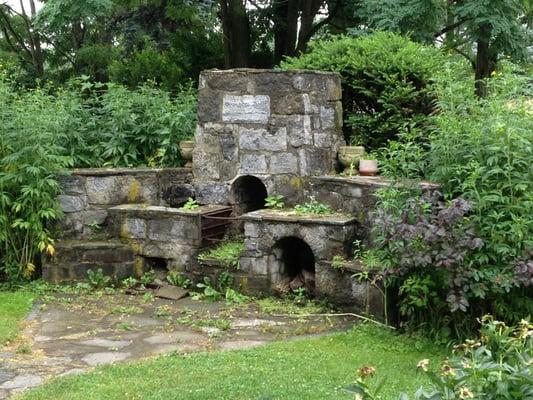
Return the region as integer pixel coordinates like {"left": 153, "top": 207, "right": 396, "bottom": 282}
{"left": 42, "top": 240, "right": 142, "bottom": 284}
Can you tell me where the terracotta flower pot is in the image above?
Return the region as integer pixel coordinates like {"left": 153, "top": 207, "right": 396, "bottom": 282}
{"left": 359, "top": 159, "right": 378, "bottom": 176}
{"left": 338, "top": 146, "right": 366, "bottom": 168}
{"left": 179, "top": 140, "right": 194, "bottom": 167}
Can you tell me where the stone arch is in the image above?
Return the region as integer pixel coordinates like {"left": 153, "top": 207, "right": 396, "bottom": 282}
{"left": 230, "top": 175, "right": 268, "bottom": 214}
{"left": 269, "top": 236, "right": 315, "bottom": 295}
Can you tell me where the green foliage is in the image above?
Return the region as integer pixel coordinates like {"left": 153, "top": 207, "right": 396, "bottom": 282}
{"left": 294, "top": 199, "right": 334, "bottom": 215}
{"left": 166, "top": 271, "right": 192, "bottom": 289}
{"left": 264, "top": 195, "right": 285, "bottom": 209}
{"left": 108, "top": 43, "right": 185, "bottom": 91}
{"left": 348, "top": 317, "right": 533, "bottom": 400}
{"left": 197, "top": 240, "right": 245, "bottom": 269}
{"left": 139, "top": 270, "right": 155, "bottom": 286}
{"left": 0, "top": 74, "right": 72, "bottom": 282}
{"left": 282, "top": 32, "right": 444, "bottom": 149}
{"left": 332, "top": 255, "right": 348, "bottom": 270}
{"left": 86, "top": 268, "right": 112, "bottom": 290}
{"left": 180, "top": 198, "right": 199, "bottom": 211}
{"left": 66, "top": 78, "right": 197, "bottom": 168}
{"left": 0, "top": 291, "right": 33, "bottom": 345}
{"left": 370, "top": 62, "right": 533, "bottom": 337}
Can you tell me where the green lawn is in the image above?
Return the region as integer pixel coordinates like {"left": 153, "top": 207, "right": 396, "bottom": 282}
{"left": 0, "top": 291, "right": 34, "bottom": 345}
{"left": 19, "top": 324, "right": 444, "bottom": 400}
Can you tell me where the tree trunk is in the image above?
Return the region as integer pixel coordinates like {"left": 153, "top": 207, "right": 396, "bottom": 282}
{"left": 273, "top": 0, "right": 298, "bottom": 64}
{"left": 474, "top": 24, "right": 495, "bottom": 98}
{"left": 219, "top": 0, "right": 250, "bottom": 68}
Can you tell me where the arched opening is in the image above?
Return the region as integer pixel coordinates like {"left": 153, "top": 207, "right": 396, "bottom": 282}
{"left": 270, "top": 237, "right": 315, "bottom": 296}
{"left": 230, "top": 175, "right": 268, "bottom": 214}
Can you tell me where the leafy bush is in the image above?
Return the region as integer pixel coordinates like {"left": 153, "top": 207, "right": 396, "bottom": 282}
{"left": 369, "top": 62, "right": 533, "bottom": 336}
{"left": 281, "top": 32, "right": 444, "bottom": 149}
{"left": 347, "top": 316, "right": 533, "bottom": 399}
{"left": 0, "top": 75, "right": 71, "bottom": 282}
{"left": 0, "top": 70, "right": 197, "bottom": 282}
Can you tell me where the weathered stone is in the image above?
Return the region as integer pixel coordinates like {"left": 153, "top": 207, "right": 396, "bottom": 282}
{"left": 287, "top": 115, "right": 312, "bottom": 148}
{"left": 81, "top": 352, "right": 131, "bottom": 367}
{"left": 58, "top": 195, "right": 86, "bottom": 213}
{"left": 59, "top": 175, "right": 85, "bottom": 195}
{"left": 222, "top": 95, "right": 270, "bottom": 124}
{"left": 313, "top": 131, "right": 333, "bottom": 148}
{"left": 154, "top": 285, "right": 189, "bottom": 300}
{"left": 320, "top": 105, "right": 336, "bottom": 129}
{"left": 239, "top": 128, "right": 286, "bottom": 152}
{"left": 239, "top": 154, "right": 268, "bottom": 174}
{"left": 0, "top": 374, "right": 42, "bottom": 390}
{"left": 194, "top": 182, "right": 229, "bottom": 205}
{"left": 192, "top": 150, "right": 221, "bottom": 180}
{"left": 120, "top": 218, "right": 146, "bottom": 239}
{"left": 161, "top": 184, "right": 195, "bottom": 208}
{"left": 270, "top": 153, "right": 298, "bottom": 174}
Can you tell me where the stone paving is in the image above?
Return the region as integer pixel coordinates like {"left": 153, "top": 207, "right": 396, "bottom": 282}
{"left": 0, "top": 291, "right": 352, "bottom": 399}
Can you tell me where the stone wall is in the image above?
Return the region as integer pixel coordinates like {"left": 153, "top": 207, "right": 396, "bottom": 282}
{"left": 109, "top": 204, "right": 229, "bottom": 271}
{"left": 193, "top": 69, "right": 344, "bottom": 206}
{"left": 305, "top": 176, "right": 440, "bottom": 244}
{"left": 56, "top": 168, "right": 192, "bottom": 239}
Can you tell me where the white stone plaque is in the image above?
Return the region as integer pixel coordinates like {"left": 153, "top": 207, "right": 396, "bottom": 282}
{"left": 222, "top": 95, "right": 270, "bottom": 124}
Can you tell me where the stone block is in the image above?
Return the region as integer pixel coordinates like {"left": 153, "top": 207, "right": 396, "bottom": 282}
{"left": 313, "top": 131, "right": 333, "bottom": 148}
{"left": 192, "top": 149, "right": 221, "bottom": 180}
{"left": 239, "top": 128, "right": 287, "bottom": 152}
{"left": 320, "top": 105, "right": 336, "bottom": 129}
{"left": 287, "top": 115, "right": 312, "bottom": 148}
{"left": 58, "top": 195, "right": 86, "bottom": 213}
{"left": 220, "top": 132, "right": 238, "bottom": 161}
{"left": 197, "top": 88, "right": 221, "bottom": 123}
{"left": 59, "top": 175, "right": 85, "bottom": 195}
{"left": 121, "top": 218, "right": 146, "bottom": 239}
{"left": 222, "top": 95, "right": 270, "bottom": 124}
{"left": 240, "top": 154, "right": 267, "bottom": 174}
{"left": 194, "top": 182, "right": 229, "bottom": 205}
{"left": 270, "top": 153, "right": 298, "bottom": 174}
{"left": 244, "top": 222, "right": 260, "bottom": 238}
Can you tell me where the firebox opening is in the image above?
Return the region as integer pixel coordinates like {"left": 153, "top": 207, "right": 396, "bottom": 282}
{"left": 231, "top": 175, "right": 268, "bottom": 214}
{"left": 271, "top": 237, "right": 315, "bottom": 296}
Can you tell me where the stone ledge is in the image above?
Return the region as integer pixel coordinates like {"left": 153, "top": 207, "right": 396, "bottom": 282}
{"left": 109, "top": 204, "right": 230, "bottom": 218}
{"left": 311, "top": 175, "right": 440, "bottom": 190}
{"left": 203, "top": 68, "right": 340, "bottom": 77}
{"left": 240, "top": 209, "right": 356, "bottom": 226}
{"left": 70, "top": 167, "right": 192, "bottom": 176}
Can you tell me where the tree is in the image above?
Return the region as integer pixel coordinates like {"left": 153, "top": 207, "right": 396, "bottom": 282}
{"left": 360, "top": 0, "right": 532, "bottom": 97}
{"left": 0, "top": 1, "right": 44, "bottom": 76}
{"left": 218, "top": 0, "right": 350, "bottom": 68}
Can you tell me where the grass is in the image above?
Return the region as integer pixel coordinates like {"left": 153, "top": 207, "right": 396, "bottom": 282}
{"left": 19, "top": 324, "right": 445, "bottom": 400}
{"left": 197, "top": 239, "right": 245, "bottom": 268}
{"left": 0, "top": 291, "right": 34, "bottom": 345}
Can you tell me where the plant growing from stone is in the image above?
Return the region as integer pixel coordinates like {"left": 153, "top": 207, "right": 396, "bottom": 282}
{"left": 86, "top": 268, "right": 112, "bottom": 289}
{"left": 166, "top": 271, "right": 191, "bottom": 289}
{"left": 265, "top": 195, "right": 285, "bottom": 209}
{"left": 294, "top": 199, "right": 333, "bottom": 216}
{"left": 181, "top": 198, "right": 199, "bottom": 211}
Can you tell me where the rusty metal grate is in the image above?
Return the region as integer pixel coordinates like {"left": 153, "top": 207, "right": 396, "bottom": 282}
{"left": 200, "top": 206, "right": 233, "bottom": 246}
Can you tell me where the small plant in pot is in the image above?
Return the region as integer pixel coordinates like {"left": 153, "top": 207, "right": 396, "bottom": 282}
{"left": 359, "top": 159, "right": 378, "bottom": 176}
{"left": 179, "top": 139, "right": 194, "bottom": 168}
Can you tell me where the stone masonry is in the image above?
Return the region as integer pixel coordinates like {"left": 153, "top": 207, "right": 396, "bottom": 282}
{"left": 56, "top": 168, "right": 192, "bottom": 240}
{"left": 193, "top": 69, "right": 344, "bottom": 206}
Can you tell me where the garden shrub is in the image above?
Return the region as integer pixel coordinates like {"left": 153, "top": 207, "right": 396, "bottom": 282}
{"left": 281, "top": 32, "right": 444, "bottom": 149}
{"left": 369, "top": 62, "right": 533, "bottom": 337}
{"left": 0, "top": 70, "right": 197, "bottom": 283}
{"left": 349, "top": 316, "right": 533, "bottom": 399}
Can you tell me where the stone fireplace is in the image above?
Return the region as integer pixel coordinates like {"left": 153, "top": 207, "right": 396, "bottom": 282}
{"left": 193, "top": 69, "right": 344, "bottom": 206}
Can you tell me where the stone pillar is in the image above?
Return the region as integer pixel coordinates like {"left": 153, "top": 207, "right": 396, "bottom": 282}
{"left": 193, "top": 69, "right": 344, "bottom": 205}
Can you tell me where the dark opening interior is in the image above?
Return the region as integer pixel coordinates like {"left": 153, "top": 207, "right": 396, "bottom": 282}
{"left": 231, "top": 175, "right": 268, "bottom": 214}
{"left": 273, "top": 237, "right": 315, "bottom": 295}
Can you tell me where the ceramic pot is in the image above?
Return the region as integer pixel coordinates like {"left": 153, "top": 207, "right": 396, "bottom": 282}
{"left": 359, "top": 159, "right": 378, "bottom": 176}
{"left": 338, "top": 146, "right": 366, "bottom": 168}
{"left": 179, "top": 140, "right": 194, "bottom": 167}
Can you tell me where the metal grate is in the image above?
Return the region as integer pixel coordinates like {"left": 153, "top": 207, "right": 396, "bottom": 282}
{"left": 200, "top": 206, "right": 233, "bottom": 246}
